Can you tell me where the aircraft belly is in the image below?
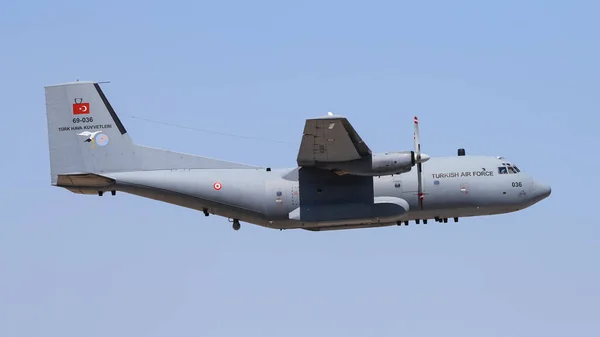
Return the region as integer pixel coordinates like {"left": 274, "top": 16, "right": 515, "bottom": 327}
{"left": 116, "top": 183, "right": 272, "bottom": 226}
{"left": 105, "top": 169, "right": 269, "bottom": 217}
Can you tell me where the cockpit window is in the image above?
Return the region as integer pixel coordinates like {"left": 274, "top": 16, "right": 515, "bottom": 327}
{"left": 498, "top": 163, "right": 521, "bottom": 174}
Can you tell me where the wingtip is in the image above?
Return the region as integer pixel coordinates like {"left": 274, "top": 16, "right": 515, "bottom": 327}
{"left": 313, "top": 112, "right": 346, "bottom": 119}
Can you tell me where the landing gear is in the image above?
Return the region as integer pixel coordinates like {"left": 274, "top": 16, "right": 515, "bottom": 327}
{"left": 203, "top": 208, "right": 209, "bottom": 216}
{"left": 232, "top": 219, "right": 241, "bottom": 231}
{"left": 98, "top": 190, "right": 116, "bottom": 196}
{"left": 399, "top": 217, "right": 457, "bottom": 227}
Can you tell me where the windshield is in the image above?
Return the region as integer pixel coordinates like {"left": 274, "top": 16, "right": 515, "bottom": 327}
{"left": 498, "top": 161, "right": 521, "bottom": 174}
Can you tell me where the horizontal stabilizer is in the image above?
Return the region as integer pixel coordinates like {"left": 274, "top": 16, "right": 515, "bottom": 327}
{"left": 57, "top": 173, "right": 116, "bottom": 188}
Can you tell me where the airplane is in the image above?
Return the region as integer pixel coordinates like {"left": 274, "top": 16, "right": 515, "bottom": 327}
{"left": 44, "top": 81, "right": 551, "bottom": 231}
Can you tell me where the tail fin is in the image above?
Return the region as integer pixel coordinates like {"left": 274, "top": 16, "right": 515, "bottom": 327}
{"left": 45, "top": 81, "right": 258, "bottom": 185}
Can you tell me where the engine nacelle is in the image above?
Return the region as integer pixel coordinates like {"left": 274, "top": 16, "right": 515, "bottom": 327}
{"left": 369, "top": 151, "right": 415, "bottom": 175}
{"left": 328, "top": 151, "right": 417, "bottom": 176}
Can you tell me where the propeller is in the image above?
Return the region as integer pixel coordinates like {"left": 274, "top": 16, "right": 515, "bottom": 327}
{"left": 413, "top": 116, "right": 429, "bottom": 210}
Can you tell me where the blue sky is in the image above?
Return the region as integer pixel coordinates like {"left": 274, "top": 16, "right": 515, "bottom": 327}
{"left": 1, "top": 0, "right": 598, "bottom": 336}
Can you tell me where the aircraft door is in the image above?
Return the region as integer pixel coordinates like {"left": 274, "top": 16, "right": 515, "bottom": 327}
{"left": 400, "top": 170, "right": 425, "bottom": 194}
{"left": 400, "top": 170, "right": 426, "bottom": 209}
{"left": 265, "top": 179, "right": 290, "bottom": 219}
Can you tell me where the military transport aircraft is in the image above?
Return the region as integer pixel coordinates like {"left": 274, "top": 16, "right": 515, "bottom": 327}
{"left": 45, "top": 81, "right": 551, "bottom": 231}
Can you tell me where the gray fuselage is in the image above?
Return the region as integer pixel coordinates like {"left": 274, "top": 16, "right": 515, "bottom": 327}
{"left": 103, "top": 155, "right": 551, "bottom": 231}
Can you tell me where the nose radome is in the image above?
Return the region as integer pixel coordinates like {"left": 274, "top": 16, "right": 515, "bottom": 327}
{"left": 540, "top": 182, "right": 551, "bottom": 197}
{"left": 533, "top": 180, "right": 551, "bottom": 200}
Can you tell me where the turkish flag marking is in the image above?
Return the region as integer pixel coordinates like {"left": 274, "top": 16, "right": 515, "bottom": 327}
{"left": 73, "top": 102, "right": 90, "bottom": 115}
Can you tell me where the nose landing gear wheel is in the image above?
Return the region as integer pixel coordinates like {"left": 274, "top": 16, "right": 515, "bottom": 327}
{"left": 232, "top": 219, "right": 241, "bottom": 231}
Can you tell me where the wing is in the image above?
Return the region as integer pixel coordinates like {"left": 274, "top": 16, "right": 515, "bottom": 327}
{"left": 297, "top": 115, "right": 371, "bottom": 167}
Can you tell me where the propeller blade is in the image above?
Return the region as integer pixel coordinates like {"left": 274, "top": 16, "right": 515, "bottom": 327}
{"left": 414, "top": 116, "right": 424, "bottom": 210}
{"left": 413, "top": 116, "right": 420, "bottom": 160}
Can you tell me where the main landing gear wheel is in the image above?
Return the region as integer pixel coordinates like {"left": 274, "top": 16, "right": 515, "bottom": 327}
{"left": 232, "top": 219, "right": 241, "bottom": 231}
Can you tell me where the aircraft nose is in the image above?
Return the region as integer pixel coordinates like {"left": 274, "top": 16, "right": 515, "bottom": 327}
{"left": 532, "top": 180, "right": 551, "bottom": 201}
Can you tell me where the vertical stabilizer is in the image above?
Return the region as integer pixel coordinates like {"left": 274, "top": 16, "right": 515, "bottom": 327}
{"left": 45, "top": 81, "right": 258, "bottom": 186}
{"left": 45, "top": 81, "right": 138, "bottom": 184}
